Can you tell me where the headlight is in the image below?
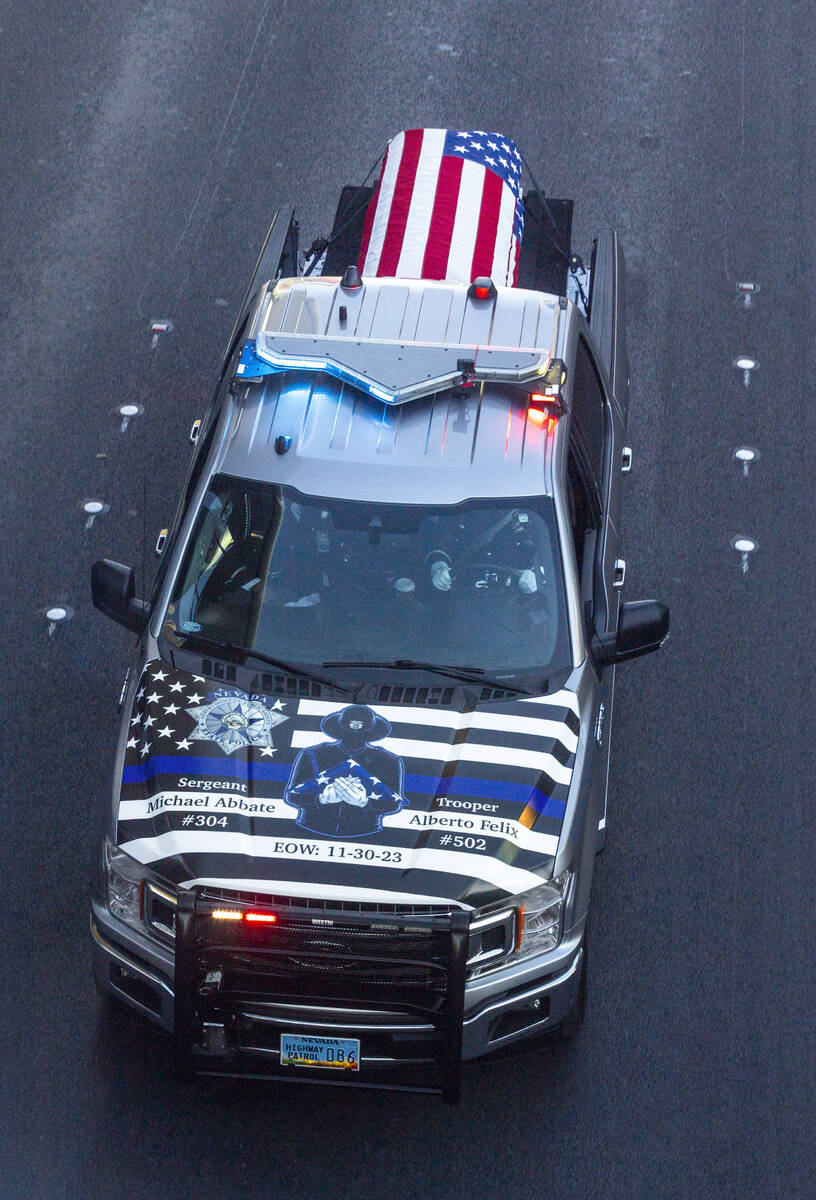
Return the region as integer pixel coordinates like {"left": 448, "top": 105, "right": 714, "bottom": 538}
{"left": 515, "top": 870, "right": 571, "bottom": 960}
{"left": 106, "top": 838, "right": 146, "bottom": 929}
{"left": 105, "top": 838, "right": 176, "bottom": 939}
{"left": 468, "top": 869, "right": 573, "bottom": 976}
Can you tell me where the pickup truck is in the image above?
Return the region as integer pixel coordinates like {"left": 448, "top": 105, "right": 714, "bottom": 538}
{"left": 90, "top": 128, "right": 668, "bottom": 1101}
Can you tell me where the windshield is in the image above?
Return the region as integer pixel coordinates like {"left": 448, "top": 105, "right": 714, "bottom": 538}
{"left": 162, "top": 475, "right": 571, "bottom": 683}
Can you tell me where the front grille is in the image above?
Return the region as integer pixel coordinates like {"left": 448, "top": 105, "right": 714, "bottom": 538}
{"left": 220, "top": 951, "right": 445, "bottom": 1000}
{"left": 186, "top": 897, "right": 455, "bottom": 1016}
{"left": 145, "top": 885, "right": 511, "bottom": 975}
{"left": 202, "top": 917, "right": 453, "bottom": 964}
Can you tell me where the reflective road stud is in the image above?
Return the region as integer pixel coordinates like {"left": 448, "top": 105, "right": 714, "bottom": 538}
{"left": 119, "top": 404, "right": 141, "bottom": 432}
{"left": 44, "top": 605, "right": 73, "bottom": 636}
{"left": 732, "top": 356, "right": 758, "bottom": 387}
{"left": 734, "top": 447, "right": 760, "bottom": 477}
{"left": 735, "top": 281, "right": 760, "bottom": 310}
{"left": 82, "top": 499, "right": 108, "bottom": 529}
{"left": 150, "top": 319, "right": 173, "bottom": 349}
{"left": 731, "top": 536, "right": 757, "bottom": 575}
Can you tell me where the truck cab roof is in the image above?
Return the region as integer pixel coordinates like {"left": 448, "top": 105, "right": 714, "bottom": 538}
{"left": 219, "top": 275, "right": 566, "bottom": 503}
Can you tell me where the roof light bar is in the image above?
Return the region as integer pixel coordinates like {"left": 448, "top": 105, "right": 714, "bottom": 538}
{"left": 234, "top": 335, "right": 553, "bottom": 407}
{"left": 234, "top": 339, "right": 394, "bottom": 403}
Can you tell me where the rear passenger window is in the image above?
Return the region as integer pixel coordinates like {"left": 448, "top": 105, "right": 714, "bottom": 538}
{"left": 571, "top": 337, "right": 608, "bottom": 487}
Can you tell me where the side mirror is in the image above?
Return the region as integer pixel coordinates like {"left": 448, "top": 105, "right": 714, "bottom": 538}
{"left": 91, "top": 560, "right": 150, "bottom": 634}
{"left": 594, "top": 599, "right": 670, "bottom": 666}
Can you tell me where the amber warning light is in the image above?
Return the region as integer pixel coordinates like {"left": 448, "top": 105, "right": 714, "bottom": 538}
{"left": 527, "top": 391, "right": 561, "bottom": 431}
{"left": 212, "top": 909, "right": 277, "bottom": 924}
{"left": 527, "top": 407, "right": 550, "bottom": 428}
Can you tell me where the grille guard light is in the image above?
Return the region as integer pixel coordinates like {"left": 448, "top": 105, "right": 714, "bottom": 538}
{"left": 211, "top": 908, "right": 277, "bottom": 924}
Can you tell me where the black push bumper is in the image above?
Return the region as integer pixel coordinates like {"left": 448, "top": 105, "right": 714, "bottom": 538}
{"left": 172, "top": 889, "right": 470, "bottom": 1103}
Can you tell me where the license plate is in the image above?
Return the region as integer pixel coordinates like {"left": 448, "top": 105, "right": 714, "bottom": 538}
{"left": 280, "top": 1033, "right": 360, "bottom": 1071}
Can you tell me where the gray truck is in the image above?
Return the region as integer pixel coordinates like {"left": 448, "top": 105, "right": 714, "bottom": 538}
{"left": 91, "top": 132, "right": 668, "bottom": 1101}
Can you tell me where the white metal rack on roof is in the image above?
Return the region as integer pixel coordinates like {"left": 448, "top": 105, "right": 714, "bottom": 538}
{"left": 236, "top": 276, "right": 565, "bottom": 406}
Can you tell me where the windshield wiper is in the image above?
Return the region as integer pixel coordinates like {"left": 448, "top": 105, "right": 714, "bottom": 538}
{"left": 177, "top": 632, "right": 351, "bottom": 694}
{"left": 323, "top": 659, "right": 530, "bottom": 694}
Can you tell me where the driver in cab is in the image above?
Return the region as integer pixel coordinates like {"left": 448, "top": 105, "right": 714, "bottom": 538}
{"left": 422, "top": 509, "right": 547, "bottom": 603}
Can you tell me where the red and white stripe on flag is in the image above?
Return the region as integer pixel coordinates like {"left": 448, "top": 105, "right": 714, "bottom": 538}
{"left": 357, "top": 128, "right": 525, "bottom": 287}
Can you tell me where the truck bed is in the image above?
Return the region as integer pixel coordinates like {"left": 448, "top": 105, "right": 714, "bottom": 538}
{"left": 322, "top": 186, "right": 573, "bottom": 297}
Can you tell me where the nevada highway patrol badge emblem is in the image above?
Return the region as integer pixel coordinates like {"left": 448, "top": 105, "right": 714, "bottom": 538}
{"left": 186, "top": 688, "right": 287, "bottom": 755}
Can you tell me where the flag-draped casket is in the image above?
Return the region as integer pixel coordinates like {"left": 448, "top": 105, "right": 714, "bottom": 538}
{"left": 357, "top": 129, "right": 525, "bottom": 287}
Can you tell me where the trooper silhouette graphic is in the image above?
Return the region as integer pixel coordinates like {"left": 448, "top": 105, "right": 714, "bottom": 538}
{"left": 284, "top": 705, "right": 407, "bottom": 837}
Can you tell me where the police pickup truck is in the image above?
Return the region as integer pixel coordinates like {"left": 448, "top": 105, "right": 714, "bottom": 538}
{"left": 91, "top": 129, "right": 668, "bottom": 1101}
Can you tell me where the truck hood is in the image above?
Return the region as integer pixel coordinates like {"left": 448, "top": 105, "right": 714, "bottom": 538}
{"left": 115, "top": 660, "right": 580, "bottom": 909}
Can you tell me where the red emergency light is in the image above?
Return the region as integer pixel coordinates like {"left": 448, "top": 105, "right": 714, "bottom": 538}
{"left": 528, "top": 358, "right": 567, "bottom": 420}
{"left": 528, "top": 391, "right": 562, "bottom": 424}
{"left": 527, "top": 408, "right": 558, "bottom": 434}
{"left": 211, "top": 908, "right": 277, "bottom": 924}
{"left": 468, "top": 276, "right": 497, "bottom": 302}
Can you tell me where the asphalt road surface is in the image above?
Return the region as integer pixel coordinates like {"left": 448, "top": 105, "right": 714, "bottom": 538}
{"left": 1, "top": 3, "right": 813, "bottom": 1198}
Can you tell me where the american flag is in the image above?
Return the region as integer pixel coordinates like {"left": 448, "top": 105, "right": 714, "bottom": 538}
{"left": 357, "top": 128, "right": 525, "bottom": 287}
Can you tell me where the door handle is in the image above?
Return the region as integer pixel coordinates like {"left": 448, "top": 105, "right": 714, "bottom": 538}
{"left": 613, "top": 558, "right": 626, "bottom": 588}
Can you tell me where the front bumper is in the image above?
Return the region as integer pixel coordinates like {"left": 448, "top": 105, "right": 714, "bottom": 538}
{"left": 91, "top": 898, "right": 585, "bottom": 1063}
